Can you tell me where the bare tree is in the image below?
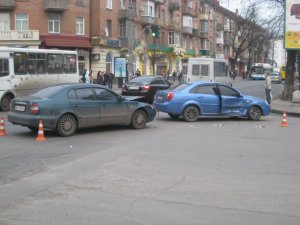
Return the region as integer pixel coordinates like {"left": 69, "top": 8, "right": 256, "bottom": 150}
{"left": 246, "top": 0, "right": 299, "bottom": 100}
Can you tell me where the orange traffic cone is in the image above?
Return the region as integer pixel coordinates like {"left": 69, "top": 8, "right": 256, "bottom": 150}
{"left": 281, "top": 112, "right": 288, "bottom": 128}
{"left": 35, "top": 120, "right": 46, "bottom": 141}
{"left": 0, "top": 116, "right": 7, "bottom": 136}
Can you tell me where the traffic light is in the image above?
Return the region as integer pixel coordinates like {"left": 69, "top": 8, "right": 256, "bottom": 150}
{"left": 151, "top": 25, "right": 160, "bottom": 38}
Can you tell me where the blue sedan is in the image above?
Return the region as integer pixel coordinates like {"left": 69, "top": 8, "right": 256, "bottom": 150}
{"left": 154, "top": 81, "right": 270, "bottom": 122}
{"left": 8, "top": 83, "right": 156, "bottom": 136}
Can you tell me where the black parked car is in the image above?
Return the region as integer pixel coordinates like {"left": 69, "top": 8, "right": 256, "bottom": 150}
{"left": 121, "top": 75, "right": 172, "bottom": 104}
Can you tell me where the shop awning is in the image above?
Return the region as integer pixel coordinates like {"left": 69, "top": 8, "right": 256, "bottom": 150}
{"left": 40, "top": 35, "right": 92, "bottom": 49}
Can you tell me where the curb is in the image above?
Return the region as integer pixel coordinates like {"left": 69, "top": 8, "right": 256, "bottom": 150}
{"left": 270, "top": 108, "right": 300, "bottom": 118}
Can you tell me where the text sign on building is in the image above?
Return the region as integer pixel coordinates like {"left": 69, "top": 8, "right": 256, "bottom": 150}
{"left": 285, "top": 0, "right": 300, "bottom": 49}
{"left": 114, "top": 57, "right": 126, "bottom": 78}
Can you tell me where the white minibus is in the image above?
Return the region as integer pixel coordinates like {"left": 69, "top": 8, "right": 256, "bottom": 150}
{"left": 0, "top": 47, "right": 79, "bottom": 110}
{"left": 186, "top": 57, "right": 229, "bottom": 84}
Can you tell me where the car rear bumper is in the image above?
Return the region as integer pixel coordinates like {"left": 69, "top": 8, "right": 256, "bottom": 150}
{"left": 8, "top": 112, "right": 57, "bottom": 130}
{"left": 145, "top": 106, "right": 157, "bottom": 122}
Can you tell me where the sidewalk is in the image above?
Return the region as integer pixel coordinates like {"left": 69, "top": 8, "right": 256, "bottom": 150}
{"left": 271, "top": 98, "right": 300, "bottom": 117}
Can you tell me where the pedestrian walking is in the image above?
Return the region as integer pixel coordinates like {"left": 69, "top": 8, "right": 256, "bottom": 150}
{"left": 265, "top": 71, "right": 272, "bottom": 104}
{"left": 84, "top": 69, "right": 90, "bottom": 83}
{"left": 96, "top": 71, "right": 104, "bottom": 85}
{"left": 103, "top": 71, "right": 109, "bottom": 87}
{"left": 108, "top": 72, "right": 114, "bottom": 89}
{"left": 172, "top": 70, "right": 177, "bottom": 82}
{"left": 135, "top": 69, "right": 141, "bottom": 77}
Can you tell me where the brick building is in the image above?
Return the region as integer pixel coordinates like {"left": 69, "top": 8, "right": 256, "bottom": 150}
{"left": 0, "top": 0, "right": 259, "bottom": 80}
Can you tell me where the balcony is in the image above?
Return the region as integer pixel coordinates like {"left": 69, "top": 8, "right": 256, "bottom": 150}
{"left": 168, "top": 21, "right": 180, "bottom": 30}
{"left": 182, "top": 6, "right": 197, "bottom": 17}
{"left": 119, "top": 37, "right": 129, "bottom": 48}
{"left": 182, "top": 26, "right": 193, "bottom": 35}
{"left": 0, "top": 30, "right": 39, "bottom": 41}
{"left": 169, "top": 1, "right": 180, "bottom": 11}
{"left": 216, "top": 37, "right": 224, "bottom": 45}
{"left": 0, "top": 0, "right": 14, "bottom": 10}
{"left": 216, "top": 22, "right": 224, "bottom": 31}
{"left": 44, "top": 0, "right": 68, "bottom": 12}
{"left": 199, "top": 13, "right": 209, "bottom": 20}
{"left": 154, "top": 0, "right": 165, "bottom": 4}
{"left": 141, "top": 16, "right": 155, "bottom": 25}
{"left": 118, "top": 9, "right": 131, "bottom": 20}
{"left": 199, "top": 31, "right": 208, "bottom": 39}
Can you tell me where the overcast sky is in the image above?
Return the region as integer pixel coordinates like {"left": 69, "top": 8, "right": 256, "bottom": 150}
{"left": 219, "top": 0, "right": 242, "bottom": 13}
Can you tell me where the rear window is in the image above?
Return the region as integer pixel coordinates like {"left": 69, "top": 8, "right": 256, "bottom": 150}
{"left": 172, "top": 83, "right": 189, "bottom": 91}
{"left": 31, "top": 86, "right": 64, "bottom": 98}
{"left": 129, "top": 76, "right": 152, "bottom": 83}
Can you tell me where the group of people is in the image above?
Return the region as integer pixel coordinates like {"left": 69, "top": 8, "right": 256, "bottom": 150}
{"left": 81, "top": 69, "right": 115, "bottom": 89}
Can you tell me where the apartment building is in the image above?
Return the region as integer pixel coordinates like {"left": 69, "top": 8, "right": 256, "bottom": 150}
{"left": 0, "top": 0, "right": 91, "bottom": 74}
{"left": 0, "top": 0, "right": 254, "bottom": 79}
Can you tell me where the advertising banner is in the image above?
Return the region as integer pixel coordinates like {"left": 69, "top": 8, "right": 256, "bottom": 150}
{"left": 114, "top": 57, "right": 127, "bottom": 78}
{"left": 285, "top": 1, "right": 300, "bottom": 49}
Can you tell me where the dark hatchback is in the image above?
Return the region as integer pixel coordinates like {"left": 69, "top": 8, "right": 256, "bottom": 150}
{"left": 121, "top": 75, "right": 172, "bottom": 104}
{"left": 8, "top": 83, "right": 156, "bottom": 137}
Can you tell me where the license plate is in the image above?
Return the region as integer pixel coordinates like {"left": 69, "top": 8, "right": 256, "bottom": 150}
{"left": 129, "top": 86, "right": 139, "bottom": 90}
{"left": 156, "top": 95, "right": 163, "bottom": 100}
{"left": 15, "top": 105, "right": 25, "bottom": 112}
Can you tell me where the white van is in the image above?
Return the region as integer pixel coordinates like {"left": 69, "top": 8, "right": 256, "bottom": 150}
{"left": 186, "top": 57, "right": 229, "bottom": 84}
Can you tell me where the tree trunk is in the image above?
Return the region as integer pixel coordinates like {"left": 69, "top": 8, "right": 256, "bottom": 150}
{"left": 282, "top": 50, "right": 296, "bottom": 100}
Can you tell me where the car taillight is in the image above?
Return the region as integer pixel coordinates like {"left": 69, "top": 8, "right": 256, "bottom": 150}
{"left": 31, "top": 102, "right": 39, "bottom": 114}
{"left": 143, "top": 85, "right": 151, "bottom": 91}
{"left": 166, "top": 92, "right": 174, "bottom": 101}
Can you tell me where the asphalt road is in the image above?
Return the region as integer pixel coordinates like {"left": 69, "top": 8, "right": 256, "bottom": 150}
{"left": 1, "top": 81, "right": 299, "bottom": 225}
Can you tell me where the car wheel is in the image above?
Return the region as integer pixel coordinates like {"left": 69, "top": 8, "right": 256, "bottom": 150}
{"left": 247, "top": 106, "right": 262, "bottom": 121}
{"left": 183, "top": 105, "right": 199, "bottom": 122}
{"left": 131, "top": 110, "right": 147, "bottom": 129}
{"left": 56, "top": 114, "right": 77, "bottom": 137}
{"left": 0, "top": 94, "right": 12, "bottom": 111}
{"left": 168, "top": 113, "right": 179, "bottom": 119}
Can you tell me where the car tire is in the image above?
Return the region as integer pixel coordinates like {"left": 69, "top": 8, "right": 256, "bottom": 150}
{"left": 131, "top": 109, "right": 147, "bottom": 129}
{"left": 0, "top": 94, "right": 12, "bottom": 111}
{"left": 56, "top": 114, "right": 77, "bottom": 137}
{"left": 247, "top": 106, "right": 262, "bottom": 121}
{"left": 183, "top": 105, "right": 199, "bottom": 122}
{"left": 168, "top": 113, "right": 179, "bottom": 119}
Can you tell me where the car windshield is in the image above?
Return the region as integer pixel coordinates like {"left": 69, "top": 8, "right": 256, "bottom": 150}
{"left": 31, "top": 86, "right": 64, "bottom": 98}
{"left": 129, "top": 76, "right": 152, "bottom": 83}
{"left": 270, "top": 72, "right": 279, "bottom": 76}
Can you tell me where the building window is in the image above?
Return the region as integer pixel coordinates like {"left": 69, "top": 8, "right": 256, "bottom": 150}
{"left": 201, "top": 39, "right": 209, "bottom": 50}
{"left": 76, "top": 17, "right": 84, "bottom": 35}
{"left": 168, "top": 32, "right": 180, "bottom": 45}
{"left": 76, "top": 0, "right": 84, "bottom": 6}
{"left": 141, "top": 1, "right": 155, "bottom": 17}
{"left": 15, "top": 14, "right": 28, "bottom": 31}
{"left": 0, "top": 13, "right": 10, "bottom": 31}
{"left": 48, "top": 14, "right": 60, "bottom": 34}
{"left": 200, "top": 21, "right": 208, "bottom": 32}
{"left": 107, "top": 0, "right": 112, "bottom": 9}
{"left": 119, "top": 20, "right": 126, "bottom": 37}
{"left": 107, "top": 20, "right": 112, "bottom": 37}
